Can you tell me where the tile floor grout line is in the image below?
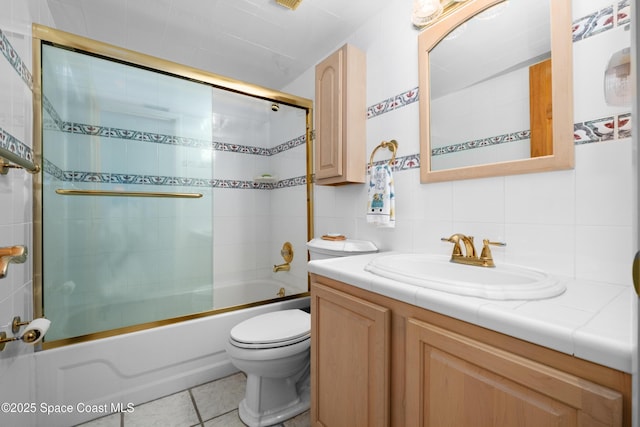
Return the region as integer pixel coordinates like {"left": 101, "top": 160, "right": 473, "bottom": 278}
{"left": 200, "top": 407, "right": 241, "bottom": 425}
{"left": 188, "top": 388, "right": 205, "bottom": 426}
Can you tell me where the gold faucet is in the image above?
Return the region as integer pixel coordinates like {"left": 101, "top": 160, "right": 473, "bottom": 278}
{"left": 441, "top": 234, "right": 505, "bottom": 268}
{"left": 273, "top": 263, "right": 291, "bottom": 272}
{"left": 273, "top": 242, "right": 294, "bottom": 272}
{"left": 0, "top": 245, "right": 28, "bottom": 279}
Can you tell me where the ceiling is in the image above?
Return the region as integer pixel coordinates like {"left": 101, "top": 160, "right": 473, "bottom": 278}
{"left": 45, "top": 0, "right": 390, "bottom": 90}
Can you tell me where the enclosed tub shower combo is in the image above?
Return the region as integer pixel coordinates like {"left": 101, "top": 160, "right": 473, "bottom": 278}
{"left": 26, "top": 25, "right": 313, "bottom": 426}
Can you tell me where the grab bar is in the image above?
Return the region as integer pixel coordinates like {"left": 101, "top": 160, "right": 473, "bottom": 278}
{"left": 0, "top": 147, "right": 40, "bottom": 175}
{"left": 56, "top": 189, "right": 203, "bottom": 198}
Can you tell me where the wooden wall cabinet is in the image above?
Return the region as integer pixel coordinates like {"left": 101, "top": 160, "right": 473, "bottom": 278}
{"left": 310, "top": 275, "right": 631, "bottom": 427}
{"left": 314, "top": 44, "right": 366, "bottom": 185}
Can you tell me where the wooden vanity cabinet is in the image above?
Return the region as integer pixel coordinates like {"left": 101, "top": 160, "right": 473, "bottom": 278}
{"left": 311, "top": 283, "right": 390, "bottom": 427}
{"left": 310, "top": 274, "right": 632, "bottom": 427}
{"left": 314, "top": 44, "right": 366, "bottom": 185}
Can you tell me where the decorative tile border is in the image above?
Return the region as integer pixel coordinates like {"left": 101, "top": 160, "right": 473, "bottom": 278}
{"left": 572, "top": 0, "right": 629, "bottom": 42}
{"left": 0, "top": 29, "right": 33, "bottom": 89}
{"left": 369, "top": 154, "right": 420, "bottom": 173}
{"left": 0, "top": 26, "right": 35, "bottom": 163}
{"left": 43, "top": 98, "right": 307, "bottom": 157}
{"left": 574, "top": 113, "right": 631, "bottom": 144}
{"left": 0, "top": 126, "right": 35, "bottom": 163}
{"left": 431, "top": 130, "right": 530, "bottom": 157}
{"left": 47, "top": 160, "right": 307, "bottom": 190}
{"left": 367, "top": 87, "right": 419, "bottom": 119}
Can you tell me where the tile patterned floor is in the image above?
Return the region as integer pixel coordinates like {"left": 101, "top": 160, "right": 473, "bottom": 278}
{"left": 75, "top": 373, "right": 310, "bottom": 427}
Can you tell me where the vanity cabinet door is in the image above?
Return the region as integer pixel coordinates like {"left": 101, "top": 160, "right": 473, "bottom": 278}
{"left": 314, "top": 44, "right": 366, "bottom": 185}
{"left": 405, "top": 317, "right": 623, "bottom": 427}
{"left": 311, "top": 283, "right": 390, "bottom": 427}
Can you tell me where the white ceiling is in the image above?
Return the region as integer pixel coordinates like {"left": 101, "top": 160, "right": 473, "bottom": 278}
{"left": 45, "top": 0, "right": 390, "bottom": 90}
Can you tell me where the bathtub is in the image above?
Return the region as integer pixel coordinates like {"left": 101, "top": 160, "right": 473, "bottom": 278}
{"left": 54, "top": 279, "right": 301, "bottom": 340}
{"left": 33, "top": 280, "right": 310, "bottom": 427}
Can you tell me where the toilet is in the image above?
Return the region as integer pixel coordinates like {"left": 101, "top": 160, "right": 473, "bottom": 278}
{"left": 226, "top": 237, "right": 377, "bottom": 427}
{"left": 306, "top": 237, "right": 378, "bottom": 260}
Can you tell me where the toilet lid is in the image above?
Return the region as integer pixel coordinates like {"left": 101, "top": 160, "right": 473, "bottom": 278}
{"left": 230, "top": 309, "right": 310, "bottom": 346}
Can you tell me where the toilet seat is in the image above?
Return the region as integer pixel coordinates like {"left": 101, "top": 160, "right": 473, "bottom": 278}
{"left": 229, "top": 309, "right": 310, "bottom": 349}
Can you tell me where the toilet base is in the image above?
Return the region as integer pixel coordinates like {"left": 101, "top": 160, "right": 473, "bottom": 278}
{"left": 238, "top": 368, "right": 310, "bottom": 427}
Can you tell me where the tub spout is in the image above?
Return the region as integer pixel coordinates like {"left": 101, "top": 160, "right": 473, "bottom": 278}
{"left": 0, "top": 245, "right": 28, "bottom": 279}
{"left": 273, "top": 263, "right": 290, "bottom": 272}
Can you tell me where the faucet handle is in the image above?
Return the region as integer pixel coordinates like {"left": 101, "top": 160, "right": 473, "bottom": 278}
{"left": 441, "top": 236, "right": 463, "bottom": 256}
{"left": 484, "top": 239, "right": 506, "bottom": 248}
{"left": 479, "top": 239, "right": 506, "bottom": 265}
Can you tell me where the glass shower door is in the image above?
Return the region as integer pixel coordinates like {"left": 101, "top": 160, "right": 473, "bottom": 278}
{"left": 41, "top": 44, "right": 215, "bottom": 341}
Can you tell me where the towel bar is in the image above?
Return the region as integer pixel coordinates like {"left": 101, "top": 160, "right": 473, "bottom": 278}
{"left": 369, "top": 140, "right": 398, "bottom": 169}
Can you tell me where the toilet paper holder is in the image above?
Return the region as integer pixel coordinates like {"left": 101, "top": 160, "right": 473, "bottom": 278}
{"left": 0, "top": 316, "right": 51, "bottom": 351}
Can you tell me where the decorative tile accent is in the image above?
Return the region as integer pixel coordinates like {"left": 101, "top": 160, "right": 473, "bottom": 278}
{"left": 43, "top": 95, "right": 64, "bottom": 130}
{"left": 0, "top": 127, "right": 35, "bottom": 162}
{"left": 574, "top": 116, "right": 616, "bottom": 144}
{"left": 0, "top": 29, "right": 33, "bottom": 89}
{"left": 52, "top": 165, "right": 307, "bottom": 190}
{"left": 618, "top": 113, "right": 631, "bottom": 139}
{"left": 41, "top": 93, "right": 309, "bottom": 189}
{"left": 44, "top": 117, "right": 307, "bottom": 157}
{"left": 431, "top": 130, "right": 530, "bottom": 157}
{"left": 367, "top": 87, "right": 419, "bottom": 119}
{"left": 617, "top": 0, "right": 630, "bottom": 26}
{"left": 368, "top": 154, "right": 420, "bottom": 173}
{"left": 573, "top": 6, "right": 615, "bottom": 42}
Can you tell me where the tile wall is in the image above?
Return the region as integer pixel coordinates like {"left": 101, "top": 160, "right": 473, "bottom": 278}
{"left": 0, "top": 1, "right": 54, "bottom": 425}
{"left": 284, "top": 0, "right": 635, "bottom": 288}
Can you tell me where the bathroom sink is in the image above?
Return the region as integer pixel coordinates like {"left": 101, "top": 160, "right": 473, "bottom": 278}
{"left": 364, "top": 254, "right": 565, "bottom": 300}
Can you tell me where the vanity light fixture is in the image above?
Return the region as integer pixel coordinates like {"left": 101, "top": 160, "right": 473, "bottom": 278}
{"left": 412, "top": 0, "right": 469, "bottom": 29}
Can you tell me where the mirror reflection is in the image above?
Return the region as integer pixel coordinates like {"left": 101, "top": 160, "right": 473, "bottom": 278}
{"left": 419, "top": 0, "right": 574, "bottom": 182}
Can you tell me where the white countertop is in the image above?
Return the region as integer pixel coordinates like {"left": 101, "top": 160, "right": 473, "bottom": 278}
{"left": 308, "top": 252, "right": 635, "bottom": 374}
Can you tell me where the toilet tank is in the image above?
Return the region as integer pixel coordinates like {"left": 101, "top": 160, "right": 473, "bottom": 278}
{"left": 306, "top": 238, "right": 378, "bottom": 260}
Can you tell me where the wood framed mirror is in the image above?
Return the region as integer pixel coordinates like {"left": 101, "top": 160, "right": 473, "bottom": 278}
{"left": 418, "top": 0, "right": 574, "bottom": 183}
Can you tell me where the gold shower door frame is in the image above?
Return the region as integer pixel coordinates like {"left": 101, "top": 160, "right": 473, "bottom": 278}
{"left": 31, "top": 24, "right": 314, "bottom": 349}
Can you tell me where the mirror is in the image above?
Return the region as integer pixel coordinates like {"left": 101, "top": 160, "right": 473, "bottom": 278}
{"left": 418, "top": 0, "right": 574, "bottom": 183}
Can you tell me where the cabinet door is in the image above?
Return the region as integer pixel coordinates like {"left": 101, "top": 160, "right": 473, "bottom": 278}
{"left": 406, "top": 317, "right": 623, "bottom": 427}
{"left": 311, "top": 283, "right": 390, "bottom": 427}
{"left": 315, "top": 48, "right": 343, "bottom": 181}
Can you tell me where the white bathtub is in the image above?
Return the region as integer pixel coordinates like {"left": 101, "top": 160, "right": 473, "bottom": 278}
{"left": 32, "top": 281, "right": 310, "bottom": 427}
{"left": 54, "top": 279, "right": 301, "bottom": 340}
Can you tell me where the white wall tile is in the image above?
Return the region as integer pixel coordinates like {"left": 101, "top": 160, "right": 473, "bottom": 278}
{"left": 452, "top": 176, "right": 505, "bottom": 224}
{"left": 575, "top": 139, "right": 633, "bottom": 226}
{"left": 505, "top": 169, "right": 576, "bottom": 225}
